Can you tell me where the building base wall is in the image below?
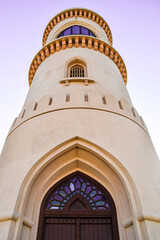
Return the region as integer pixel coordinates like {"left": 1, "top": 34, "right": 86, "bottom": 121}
{"left": 0, "top": 110, "right": 160, "bottom": 240}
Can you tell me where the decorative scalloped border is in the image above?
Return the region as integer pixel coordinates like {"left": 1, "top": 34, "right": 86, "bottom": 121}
{"left": 29, "top": 35, "right": 127, "bottom": 86}
{"left": 42, "top": 8, "right": 113, "bottom": 46}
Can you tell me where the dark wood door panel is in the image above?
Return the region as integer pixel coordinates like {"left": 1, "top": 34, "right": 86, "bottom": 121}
{"left": 44, "top": 219, "right": 76, "bottom": 240}
{"left": 81, "top": 218, "right": 113, "bottom": 240}
{"left": 44, "top": 218, "right": 113, "bottom": 240}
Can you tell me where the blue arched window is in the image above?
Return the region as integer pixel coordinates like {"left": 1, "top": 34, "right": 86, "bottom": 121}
{"left": 57, "top": 25, "right": 96, "bottom": 38}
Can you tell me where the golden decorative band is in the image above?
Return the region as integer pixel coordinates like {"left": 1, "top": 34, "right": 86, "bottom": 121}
{"left": 29, "top": 35, "right": 127, "bottom": 86}
{"left": 42, "top": 8, "right": 113, "bottom": 46}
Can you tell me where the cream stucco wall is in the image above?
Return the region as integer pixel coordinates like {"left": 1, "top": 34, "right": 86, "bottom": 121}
{"left": 0, "top": 8, "right": 160, "bottom": 240}
{"left": 1, "top": 108, "right": 160, "bottom": 239}
{"left": 24, "top": 47, "right": 131, "bottom": 109}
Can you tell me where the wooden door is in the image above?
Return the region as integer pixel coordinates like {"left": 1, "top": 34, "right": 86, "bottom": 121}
{"left": 43, "top": 218, "right": 113, "bottom": 240}
{"left": 37, "top": 172, "right": 119, "bottom": 240}
{"left": 44, "top": 218, "right": 76, "bottom": 240}
{"left": 81, "top": 218, "right": 113, "bottom": 240}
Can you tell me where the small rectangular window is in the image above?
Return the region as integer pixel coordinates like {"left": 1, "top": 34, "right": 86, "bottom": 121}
{"left": 66, "top": 94, "right": 70, "bottom": 102}
{"left": 102, "top": 96, "right": 106, "bottom": 105}
{"left": 21, "top": 109, "right": 26, "bottom": 118}
{"left": 84, "top": 94, "right": 88, "bottom": 102}
{"left": 48, "top": 98, "right": 52, "bottom": 105}
{"left": 33, "top": 102, "right": 38, "bottom": 111}
{"left": 118, "top": 100, "right": 123, "bottom": 110}
{"left": 131, "top": 107, "right": 136, "bottom": 117}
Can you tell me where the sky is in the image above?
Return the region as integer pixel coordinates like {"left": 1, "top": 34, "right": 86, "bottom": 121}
{"left": 0, "top": 0, "right": 160, "bottom": 158}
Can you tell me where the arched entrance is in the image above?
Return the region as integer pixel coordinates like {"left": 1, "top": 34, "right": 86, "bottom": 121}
{"left": 37, "top": 171, "right": 119, "bottom": 240}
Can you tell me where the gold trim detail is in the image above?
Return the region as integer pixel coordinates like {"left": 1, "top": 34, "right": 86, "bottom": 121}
{"left": 28, "top": 36, "right": 127, "bottom": 86}
{"left": 42, "top": 8, "right": 113, "bottom": 46}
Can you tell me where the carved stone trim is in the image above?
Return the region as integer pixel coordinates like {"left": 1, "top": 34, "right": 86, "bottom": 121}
{"left": 0, "top": 212, "right": 20, "bottom": 222}
{"left": 122, "top": 216, "right": 133, "bottom": 228}
{"left": 136, "top": 212, "right": 160, "bottom": 223}
{"left": 42, "top": 8, "right": 113, "bottom": 46}
{"left": 28, "top": 36, "right": 127, "bottom": 86}
{"left": 23, "top": 216, "right": 34, "bottom": 228}
{"left": 60, "top": 77, "right": 95, "bottom": 86}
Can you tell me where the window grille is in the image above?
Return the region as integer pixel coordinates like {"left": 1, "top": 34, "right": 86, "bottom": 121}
{"left": 70, "top": 65, "right": 85, "bottom": 78}
{"left": 70, "top": 65, "right": 84, "bottom": 77}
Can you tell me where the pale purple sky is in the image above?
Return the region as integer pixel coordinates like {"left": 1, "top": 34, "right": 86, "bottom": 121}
{"left": 0, "top": 0, "right": 160, "bottom": 158}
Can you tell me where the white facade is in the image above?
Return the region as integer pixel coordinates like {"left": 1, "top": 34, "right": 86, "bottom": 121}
{"left": 0, "top": 8, "right": 160, "bottom": 240}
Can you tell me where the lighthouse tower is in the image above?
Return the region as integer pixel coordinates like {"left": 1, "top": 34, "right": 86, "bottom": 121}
{"left": 0, "top": 8, "right": 160, "bottom": 240}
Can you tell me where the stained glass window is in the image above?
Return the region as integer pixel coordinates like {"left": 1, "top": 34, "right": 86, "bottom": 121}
{"left": 46, "top": 175, "right": 110, "bottom": 210}
{"left": 57, "top": 25, "right": 96, "bottom": 38}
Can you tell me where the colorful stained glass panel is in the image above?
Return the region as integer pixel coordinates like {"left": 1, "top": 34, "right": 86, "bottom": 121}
{"left": 46, "top": 175, "right": 110, "bottom": 210}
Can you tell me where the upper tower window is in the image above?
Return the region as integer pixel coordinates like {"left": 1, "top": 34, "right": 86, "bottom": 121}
{"left": 67, "top": 59, "right": 87, "bottom": 79}
{"left": 57, "top": 25, "right": 96, "bottom": 38}
{"left": 70, "top": 65, "right": 84, "bottom": 78}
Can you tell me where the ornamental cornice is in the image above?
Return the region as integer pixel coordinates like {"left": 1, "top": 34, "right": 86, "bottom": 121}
{"left": 29, "top": 35, "right": 127, "bottom": 86}
{"left": 42, "top": 8, "right": 113, "bottom": 46}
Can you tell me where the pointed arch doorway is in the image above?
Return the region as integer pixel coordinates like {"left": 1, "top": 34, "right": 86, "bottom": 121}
{"left": 37, "top": 172, "right": 119, "bottom": 240}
